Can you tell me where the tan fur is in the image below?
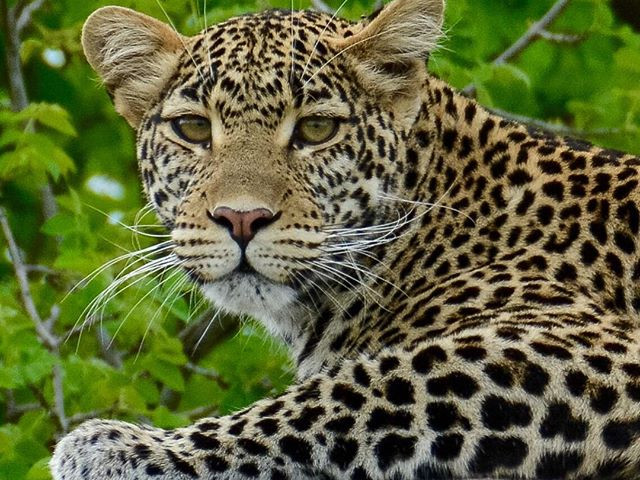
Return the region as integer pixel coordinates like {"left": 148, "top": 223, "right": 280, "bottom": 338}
{"left": 81, "top": 6, "right": 186, "bottom": 126}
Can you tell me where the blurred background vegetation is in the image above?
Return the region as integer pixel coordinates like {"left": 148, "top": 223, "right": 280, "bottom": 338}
{"left": 1, "top": 0, "right": 640, "bottom": 477}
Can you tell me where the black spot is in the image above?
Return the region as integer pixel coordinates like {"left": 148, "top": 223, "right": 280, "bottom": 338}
{"left": 228, "top": 419, "right": 247, "bottom": 436}
{"left": 205, "top": 454, "right": 229, "bottom": 472}
{"left": 614, "top": 179, "right": 638, "bottom": 200}
{"left": 426, "top": 402, "right": 461, "bottom": 432}
{"left": 412, "top": 345, "right": 447, "bottom": 374}
{"left": 255, "top": 418, "right": 278, "bottom": 436}
{"left": 454, "top": 344, "right": 487, "bottom": 362}
{"left": 479, "top": 119, "right": 495, "bottom": 147}
{"left": 329, "top": 437, "right": 358, "bottom": 470}
{"left": 444, "top": 286, "right": 480, "bottom": 304}
{"left": 484, "top": 362, "right": 513, "bottom": 388}
{"left": 565, "top": 370, "right": 588, "bottom": 396}
{"left": 516, "top": 190, "right": 535, "bottom": 215}
{"left": 431, "top": 433, "right": 464, "bottom": 461}
{"left": 623, "top": 363, "right": 640, "bottom": 377}
{"left": 238, "top": 462, "right": 259, "bottom": 477}
{"left": 289, "top": 406, "right": 325, "bottom": 432}
{"left": 442, "top": 129, "right": 457, "bottom": 151}
{"left": 590, "top": 385, "right": 618, "bottom": 414}
{"left": 584, "top": 354, "right": 612, "bottom": 374}
{"left": 366, "top": 407, "right": 413, "bottom": 431}
{"left": 580, "top": 241, "right": 599, "bottom": 265}
{"left": 427, "top": 372, "right": 479, "bottom": 399}
{"left": 596, "top": 459, "right": 631, "bottom": 478}
{"left": 145, "top": 464, "right": 164, "bottom": 476}
{"left": 481, "top": 395, "right": 532, "bottom": 431}
{"left": 470, "top": 436, "right": 528, "bottom": 474}
{"left": 522, "top": 362, "right": 549, "bottom": 395}
{"left": 590, "top": 221, "right": 608, "bottom": 245}
{"left": 539, "top": 402, "right": 588, "bottom": 442}
{"left": 190, "top": 432, "right": 220, "bottom": 450}
{"left": 353, "top": 364, "right": 371, "bottom": 387}
{"left": 325, "top": 415, "right": 355, "bottom": 434}
{"left": 535, "top": 450, "right": 584, "bottom": 479}
{"left": 134, "top": 444, "right": 151, "bottom": 459}
{"left": 542, "top": 180, "right": 564, "bottom": 201}
{"left": 531, "top": 342, "right": 572, "bottom": 360}
{"left": 238, "top": 438, "right": 269, "bottom": 456}
{"left": 375, "top": 433, "right": 417, "bottom": 471}
{"left": 278, "top": 436, "right": 312, "bottom": 464}
{"left": 166, "top": 450, "right": 198, "bottom": 477}
{"left": 379, "top": 356, "right": 400, "bottom": 374}
{"left": 555, "top": 262, "right": 577, "bottom": 282}
{"left": 539, "top": 159, "right": 562, "bottom": 174}
{"left": 614, "top": 231, "right": 635, "bottom": 254}
{"left": 601, "top": 419, "right": 640, "bottom": 450}
{"left": 332, "top": 383, "right": 366, "bottom": 410}
{"left": 386, "top": 377, "right": 415, "bottom": 406}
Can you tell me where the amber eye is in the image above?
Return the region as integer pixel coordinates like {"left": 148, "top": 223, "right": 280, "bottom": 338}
{"left": 295, "top": 117, "right": 339, "bottom": 145}
{"left": 171, "top": 115, "right": 211, "bottom": 144}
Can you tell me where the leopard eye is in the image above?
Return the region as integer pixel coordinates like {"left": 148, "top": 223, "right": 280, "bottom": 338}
{"left": 295, "top": 117, "right": 339, "bottom": 145}
{"left": 171, "top": 115, "right": 211, "bottom": 144}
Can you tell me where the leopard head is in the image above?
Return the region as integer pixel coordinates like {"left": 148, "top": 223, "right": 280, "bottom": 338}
{"left": 81, "top": 0, "right": 444, "bottom": 338}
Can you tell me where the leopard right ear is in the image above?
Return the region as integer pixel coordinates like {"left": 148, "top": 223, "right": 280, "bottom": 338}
{"left": 82, "top": 6, "right": 185, "bottom": 127}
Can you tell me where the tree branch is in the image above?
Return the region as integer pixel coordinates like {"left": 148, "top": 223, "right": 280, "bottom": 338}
{"left": 310, "top": 0, "right": 334, "bottom": 14}
{"left": 0, "top": 208, "right": 68, "bottom": 432}
{"left": 0, "top": 209, "right": 59, "bottom": 349}
{"left": 538, "top": 29, "right": 584, "bottom": 43}
{"left": 462, "top": 0, "right": 573, "bottom": 97}
{"left": 491, "top": 107, "right": 631, "bottom": 138}
{"left": 16, "top": 0, "right": 45, "bottom": 34}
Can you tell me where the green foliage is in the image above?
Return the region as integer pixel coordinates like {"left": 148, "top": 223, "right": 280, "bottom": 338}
{"left": 1, "top": 0, "right": 640, "bottom": 478}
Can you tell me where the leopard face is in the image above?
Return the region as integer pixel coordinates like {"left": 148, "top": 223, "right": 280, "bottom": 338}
{"left": 50, "top": 1, "right": 640, "bottom": 479}
{"left": 82, "top": 2, "right": 444, "bottom": 336}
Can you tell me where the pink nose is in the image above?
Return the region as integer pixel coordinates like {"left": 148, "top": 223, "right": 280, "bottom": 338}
{"left": 209, "top": 207, "right": 276, "bottom": 248}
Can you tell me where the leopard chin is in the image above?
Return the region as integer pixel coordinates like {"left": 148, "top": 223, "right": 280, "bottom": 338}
{"left": 199, "top": 271, "right": 302, "bottom": 340}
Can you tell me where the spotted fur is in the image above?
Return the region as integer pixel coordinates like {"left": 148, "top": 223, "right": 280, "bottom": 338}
{"left": 52, "top": 0, "right": 640, "bottom": 478}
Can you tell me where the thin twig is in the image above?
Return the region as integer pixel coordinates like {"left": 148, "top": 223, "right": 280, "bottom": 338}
{"left": 491, "top": 107, "right": 630, "bottom": 138}
{"left": 185, "top": 362, "right": 229, "bottom": 389}
{"left": 183, "top": 404, "right": 219, "bottom": 420}
{"left": 310, "top": 0, "right": 334, "bottom": 14}
{"left": 96, "top": 327, "right": 124, "bottom": 368}
{"left": 0, "top": 208, "right": 68, "bottom": 432}
{"left": 16, "top": 0, "right": 46, "bottom": 33}
{"left": 463, "top": 0, "right": 572, "bottom": 96}
{"left": 0, "top": 209, "right": 59, "bottom": 349}
{"left": 538, "top": 29, "right": 584, "bottom": 43}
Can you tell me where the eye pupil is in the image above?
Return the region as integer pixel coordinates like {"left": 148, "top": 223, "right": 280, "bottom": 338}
{"left": 172, "top": 115, "right": 211, "bottom": 144}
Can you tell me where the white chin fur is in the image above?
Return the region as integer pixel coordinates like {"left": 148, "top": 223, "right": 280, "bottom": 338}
{"left": 200, "top": 273, "right": 301, "bottom": 341}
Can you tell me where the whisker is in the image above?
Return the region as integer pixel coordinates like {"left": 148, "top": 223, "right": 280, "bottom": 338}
{"left": 193, "top": 308, "right": 224, "bottom": 354}
{"left": 303, "top": 25, "right": 408, "bottom": 88}
{"left": 135, "top": 271, "right": 191, "bottom": 360}
{"left": 153, "top": 0, "right": 206, "bottom": 82}
{"left": 64, "top": 241, "right": 174, "bottom": 299}
{"left": 300, "top": 0, "right": 350, "bottom": 82}
{"left": 84, "top": 202, "right": 171, "bottom": 238}
{"left": 378, "top": 192, "right": 476, "bottom": 225}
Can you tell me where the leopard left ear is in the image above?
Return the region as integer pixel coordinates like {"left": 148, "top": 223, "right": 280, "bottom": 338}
{"left": 82, "top": 6, "right": 186, "bottom": 128}
{"left": 336, "top": 0, "right": 444, "bottom": 96}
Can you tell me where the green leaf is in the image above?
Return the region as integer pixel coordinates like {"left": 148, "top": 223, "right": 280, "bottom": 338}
{"left": 143, "top": 359, "right": 185, "bottom": 392}
{"left": 25, "top": 457, "right": 52, "bottom": 480}
{"left": 16, "top": 103, "right": 77, "bottom": 136}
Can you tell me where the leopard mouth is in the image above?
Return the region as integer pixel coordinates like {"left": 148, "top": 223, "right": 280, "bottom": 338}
{"left": 198, "top": 269, "right": 299, "bottom": 336}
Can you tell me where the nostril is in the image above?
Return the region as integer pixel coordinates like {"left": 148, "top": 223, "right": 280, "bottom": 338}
{"left": 208, "top": 207, "right": 280, "bottom": 249}
{"left": 248, "top": 210, "right": 280, "bottom": 235}
{"left": 207, "top": 209, "right": 234, "bottom": 233}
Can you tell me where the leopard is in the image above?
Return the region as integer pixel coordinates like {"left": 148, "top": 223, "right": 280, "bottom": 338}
{"left": 50, "top": 0, "right": 640, "bottom": 478}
